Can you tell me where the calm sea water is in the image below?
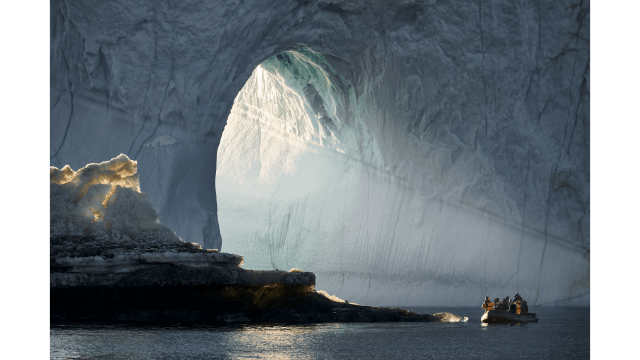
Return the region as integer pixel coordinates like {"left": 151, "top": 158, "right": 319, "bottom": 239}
{"left": 50, "top": 307, "right": 589, "bottom": 359}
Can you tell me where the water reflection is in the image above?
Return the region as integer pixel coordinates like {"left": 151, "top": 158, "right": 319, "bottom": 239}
{"left": 480, "top": 322, "right": 525, "bottom": 328}
{"left": 230, "top": 323, "right": 329, "bottom": 360}
{"left": 51, "top": 308, "right": 589, "bottom": 359}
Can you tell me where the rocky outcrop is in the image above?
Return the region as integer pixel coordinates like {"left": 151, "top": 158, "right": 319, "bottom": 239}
{"left": 51, "top": 253, "right": 311, "bottom": 288}
{"left": 48, "top": 155, "right": 472, "bottom": 324}
{"left": 50, "top": 252, "right": 467, "bottom": 324}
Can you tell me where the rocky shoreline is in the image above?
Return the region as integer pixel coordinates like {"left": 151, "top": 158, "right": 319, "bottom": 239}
{"left": 51, "top": 283, "right": 464, "bottom": 324}
{"left": 51, "top": 250, "right": 467, "bottom": 324}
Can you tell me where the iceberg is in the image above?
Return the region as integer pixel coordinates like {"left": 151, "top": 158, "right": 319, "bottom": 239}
{"left": 50, "top": 0, "right": 590, "bottom": 306}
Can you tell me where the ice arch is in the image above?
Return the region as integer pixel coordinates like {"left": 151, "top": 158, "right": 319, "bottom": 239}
{"left": 50, "top": 0, "right": 590, "bottom": 306}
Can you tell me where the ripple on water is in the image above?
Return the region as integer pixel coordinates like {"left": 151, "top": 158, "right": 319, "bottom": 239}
{"left": 50, "top": 307, "right": 589, "bottom": 359}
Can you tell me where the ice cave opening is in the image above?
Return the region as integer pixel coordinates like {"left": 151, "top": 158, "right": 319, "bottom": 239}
{"left": 216, "top": 48, "right": 401, "bottom": 305}
{"left": 215, "top": 47, "right": 589, "bottom": 307}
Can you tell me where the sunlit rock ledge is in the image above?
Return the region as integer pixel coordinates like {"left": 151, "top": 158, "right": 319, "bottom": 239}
{"left": 49, "top": 247, "right": 467, "bottom": 323}
{"left": 51, "top": 252, "right": 314, "bottom": 288}
{"left": 50, "top": 155, "right": 467, "bottom": 324}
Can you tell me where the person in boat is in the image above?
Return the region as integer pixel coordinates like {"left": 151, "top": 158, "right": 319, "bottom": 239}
{"left": 501, "top": 296, "right": 510, "bottom": 311}
{"left": 515, "top": 299, "right": 523, "bottom": 314}
{"left": 509, "top": 293, "right": 519, "bottom": 310}
{"left": 509, "top": 299, "right": 518, "bottom": 313}
{"left": 511, "top": 293, "right": 526, "bottom": 315}
{"left": 520, "top": 298, "right": 528, "bottom": 315}
{"left": 482, "top": 296, "right": 495, "bottom": 312}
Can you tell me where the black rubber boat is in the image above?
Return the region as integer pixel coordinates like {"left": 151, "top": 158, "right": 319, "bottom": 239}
{"left": 481, "top": 310, "right": 538, "bottom": 323}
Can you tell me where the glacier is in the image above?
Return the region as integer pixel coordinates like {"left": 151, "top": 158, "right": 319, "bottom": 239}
{"left": 50, "top": 0, "right": 589, "bottom": 306}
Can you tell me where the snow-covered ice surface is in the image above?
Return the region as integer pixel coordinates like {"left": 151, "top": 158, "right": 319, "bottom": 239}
{"left": 50, "top": 154, "right": 183, "bottom": 243}
{"left": 50, "top": 0, "right": 589, "bottom": 306}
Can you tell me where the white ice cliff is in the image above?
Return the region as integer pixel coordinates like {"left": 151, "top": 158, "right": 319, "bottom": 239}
{"left": 50, "top": 0, "right": 589, "bottom": 306}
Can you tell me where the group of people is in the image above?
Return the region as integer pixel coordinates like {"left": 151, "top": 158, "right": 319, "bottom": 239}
{"left": 481, "top": 293, "right": 528, "bottom": 315}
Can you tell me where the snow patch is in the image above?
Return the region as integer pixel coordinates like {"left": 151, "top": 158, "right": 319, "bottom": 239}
{"left": 316, "top": 290, "right": 347, "bottom": 303}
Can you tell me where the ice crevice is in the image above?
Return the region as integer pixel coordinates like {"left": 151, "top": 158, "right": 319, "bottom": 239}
{"left": 50, "top": 8, "right": 75, "bottom": 161}
{"left": 50, "top": 0, "right": 589, "bottom": 307}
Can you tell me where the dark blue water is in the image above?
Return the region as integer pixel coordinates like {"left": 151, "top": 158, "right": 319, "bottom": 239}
{"left": 50, "top": 307, "right": 589, "bottom": 359}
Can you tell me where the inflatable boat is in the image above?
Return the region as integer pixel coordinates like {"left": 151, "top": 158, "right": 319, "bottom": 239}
{"left": 481, "top": 310, "right": 538, "bottom": 323}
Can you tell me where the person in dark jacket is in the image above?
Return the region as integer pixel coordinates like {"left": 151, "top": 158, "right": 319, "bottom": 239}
{"left": 515, "top": 300, "right": 523, "bottom": 314}
{"left": 510, "top": 301, "right": 517, "bottom": 313}
{"left": 520, "top": 298, "right": 528, "bottom": 315}
{"left": 501, "top": 296, "right": 510, "bottom": 311}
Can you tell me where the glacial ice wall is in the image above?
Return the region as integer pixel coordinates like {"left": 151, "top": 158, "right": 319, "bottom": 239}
{"left": 51, "top": 0, "right": 589, "bottom": 306}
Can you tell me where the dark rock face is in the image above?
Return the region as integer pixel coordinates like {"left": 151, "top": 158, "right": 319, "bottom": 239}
{"left": 51, "top": 258, "right": 314, "bottom": 288}
{"left": 50, "top": 234, "right": 208, "bottom": 265}
{"left": 51, "top": 283, "right": 459, "bottom": 324}
{"left": 50, "top": 258, "right": 466, "bottom": 324}
{"left": 49, "top": 174, "right": 471, "bottom": 324}
{"left": 52, "top": 266, "right": 317, "bottom": 289}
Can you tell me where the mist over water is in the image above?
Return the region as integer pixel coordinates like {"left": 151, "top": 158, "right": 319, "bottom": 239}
{"left": 50, "top": 307, "right": 589, "bottom": 359}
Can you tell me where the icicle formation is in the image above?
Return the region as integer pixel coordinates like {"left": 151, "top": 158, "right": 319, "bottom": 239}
{"left": 50, "top": 154, "right": 183, "bottom": 244}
